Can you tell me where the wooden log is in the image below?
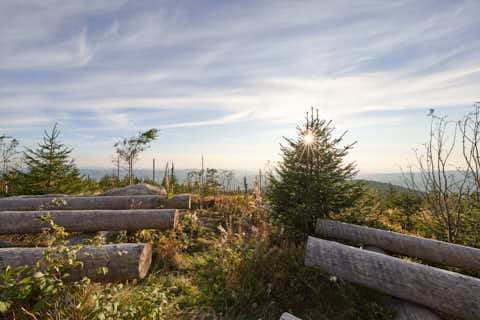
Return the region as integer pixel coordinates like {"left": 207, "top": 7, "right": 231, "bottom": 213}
{"left": 0, "top": 194, "right": 191, "bottom": 211}
{"left": 98, "top": 183, "right": 167, "bottom": 196}
{"left": 0, "top": 195, "right": 162, "bottom": 211}
{"left": 387, "top": 298, "right": 441, "bottom": 320}
{"left": 165, "top": 194, "right": 191, "bottom": 209}
{"left": 305, "top": 236, "right": 480, "bottom": 320}
{"left": 0, "top": 243, "right": 152, "bottom": 281}
{"left": 280, "top": 312, "right": 302, "bottom": 320}
{"left": 363, "top": 245, "right": 440, "bottom": 320}
{"left": 315, "top": 219, "right": 480, "bottom": 271}
{"left": 0, "top": 209, "right": 177, "bottom": 234}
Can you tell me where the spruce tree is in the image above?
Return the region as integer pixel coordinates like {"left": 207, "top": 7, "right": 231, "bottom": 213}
{"left": 170, "top": 162, "right": 177, "bottom": 190}
{"left": 21, "top": 124, "right": 83, "bottom": 195}
{"left": 267, "top": 108, "right": 363, "bottom": 236}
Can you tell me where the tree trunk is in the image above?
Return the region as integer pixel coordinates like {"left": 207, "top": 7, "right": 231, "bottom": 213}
{"left": 0, "top": 243, "right": 152, "bottom": 281}
{"left": 315, "top": 219, "right": 480, "bottom": 271}
{"left": 0, "top": 209, "right": 177, "bottom": 234}
{"left": 305, "top": 236, "right": 480, "bottom": 320}
{"left": 0, "top": 194, "right": 191, "bottom": 211}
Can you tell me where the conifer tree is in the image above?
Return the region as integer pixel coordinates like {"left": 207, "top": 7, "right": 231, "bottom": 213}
{"left": 21, "top": 124, "right": 83, "bottom": 195}
{"left": 170, "top": 162, "right": 177, "bottom": 190}
{"left": 267, "top": 108, "right": 363, "bottom": 236}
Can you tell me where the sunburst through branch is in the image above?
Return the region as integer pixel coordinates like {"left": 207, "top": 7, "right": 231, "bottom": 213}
{"left": 298, "top": 130, "right": 318, "bottom": 162}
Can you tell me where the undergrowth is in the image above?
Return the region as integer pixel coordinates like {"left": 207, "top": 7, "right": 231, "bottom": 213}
{"left": 1, "top": 196, "right": 395, "bottom": 319}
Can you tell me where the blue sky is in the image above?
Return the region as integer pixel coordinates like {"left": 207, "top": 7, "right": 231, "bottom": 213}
{"left": 1, "top": 0, "right": 479, "bottom": 173}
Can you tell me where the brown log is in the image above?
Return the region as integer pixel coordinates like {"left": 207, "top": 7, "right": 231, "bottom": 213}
{"left": 0, "top": 209, "right": 177, "bottom": 234}
{"left": 305, "top": 236, "right": 480, "bottom": 320}
{"left": 315, "top": 219, "right": 480, "bottom": 271}
{"left": 165, "top": 194, "right": 191, "bottom": 209}
{"left": 98, "top": 184, "right": 167, "bottom": 196}
{"left": 363, "top": 245, "right": 440, "bottom": 320}
{"left": 0, "top": 195, "right": 162, "bottom": 211}
{"left": 0, "top": 243, "right": 152, "bottom": 281}
{"left": 0, "top": 194, "right": 191, "bottom": 211}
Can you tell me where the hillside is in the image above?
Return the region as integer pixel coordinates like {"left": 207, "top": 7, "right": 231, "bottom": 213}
{"left": 357, "top": 179, "right": 421, "bottom": 195}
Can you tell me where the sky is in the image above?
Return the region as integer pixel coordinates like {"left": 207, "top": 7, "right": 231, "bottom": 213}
{"left": 1, "top": 0, "right": 479, "bottom": 173}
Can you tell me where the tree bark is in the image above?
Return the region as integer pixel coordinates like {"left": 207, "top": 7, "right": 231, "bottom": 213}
{"left": 387, "top": 298, "right": 441, "bottom": 320}
{"left": 0, "top": 243, "right": 152, "bottom": 281}
{"left": 305, "top": 236, "right": 480, "bottom": 320}
{"left": 165, "top": 194, "right": 191, "bottom": 209}
{"left": 0, "top": 209, "right": 177, "bottom": 234}
{"left": 363, "top": 245, "right": 440, "bottom": 320}
{"left": 0, "top": 194, "right": 191, "bottom": 211}
{"left": 315, "top": 219, "right": 480, "bottom": 271}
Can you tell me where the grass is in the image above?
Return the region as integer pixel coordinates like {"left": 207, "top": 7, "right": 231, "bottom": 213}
{"left": 1, "top": 195, "right": 396, "bottom": 320}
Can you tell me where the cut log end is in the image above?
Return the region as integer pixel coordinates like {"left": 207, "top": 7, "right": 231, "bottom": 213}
{"left": 280, "top": 312, "right": 302, "bottom": 320}
{"left": 138, "top": 243, "right": 152, "bottom": 279}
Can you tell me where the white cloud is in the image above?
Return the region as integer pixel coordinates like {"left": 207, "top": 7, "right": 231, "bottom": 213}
{"left": 1, "top": 0, "right": 480, "bottom": 137}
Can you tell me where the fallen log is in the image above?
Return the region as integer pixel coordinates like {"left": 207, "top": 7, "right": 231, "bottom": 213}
{"left": 98, "top": 183, "right": 166, "bottom": 196}
{"left": 165, "top": 194, "right": 191, "bottom": 210}
{"left": 0, "top": 209, "right": 177, "bottom": 234}
{"left": 0, "top": 194, "right": 190, "bottom": 211}
{"left": 315, "top": 219, "right": 480, "bottom": 271}
{"left": 387, "top": 298, "right": 441, "bottom": 320}
{"left": 305, "top": 236, "right": 480, "bottom": 320}
{"left": 0, "top": 243, "right": 152, "bottom": 281}
{"left": 280, "top": 312, "right": 302, "bottom": 320}
{"left": 363, "top": 245, "right": 440, "bottom": 320}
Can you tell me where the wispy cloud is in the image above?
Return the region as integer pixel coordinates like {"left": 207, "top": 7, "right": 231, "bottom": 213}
{"left": 1, "top": 0, "right": 480, "bottom": 169}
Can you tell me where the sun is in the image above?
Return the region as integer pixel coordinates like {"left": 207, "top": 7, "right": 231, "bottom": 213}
{"left": 304, "top": 133, "right": 314, "bottom": 145}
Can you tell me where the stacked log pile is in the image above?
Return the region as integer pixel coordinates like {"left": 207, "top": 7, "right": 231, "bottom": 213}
{"left": 305, "top": 219, "right": 480, "bottom": 320}
{"left": 0, "top": 184, "right": 190, "bottom": 282}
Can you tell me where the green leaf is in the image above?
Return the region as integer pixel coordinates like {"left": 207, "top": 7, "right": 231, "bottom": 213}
{"left": 32, "top": 298, "right": 47, "bottom": 313}
{"left": 0, "top": 301, "right": 11, "bottom": 314}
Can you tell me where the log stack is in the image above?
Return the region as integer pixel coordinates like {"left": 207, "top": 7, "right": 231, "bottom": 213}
{"left": 306, "top": 219, "right": 480, "bottom": 320}
{"left": 0, "top": 186, "right": 191, "bottom": 282}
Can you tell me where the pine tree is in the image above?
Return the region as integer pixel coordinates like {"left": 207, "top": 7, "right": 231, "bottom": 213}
{"left": 21, "top": 124, "right": 84, "bottom": 195}
{"left": 170, "top": 162, "right": 177, "bottom": 191}
{"left": 267, "top": 108, "right": 363, "bottom": 236}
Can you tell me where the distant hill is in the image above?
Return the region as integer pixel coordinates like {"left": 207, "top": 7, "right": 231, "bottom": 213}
{"left": 357, "top": 179, "right": 421, "bottom": 195}
{"left": 80, "top": 168, "right": 259, "bottom": 189}
{"left": 80, "top": 168, "right": 423, "bottom": 195}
